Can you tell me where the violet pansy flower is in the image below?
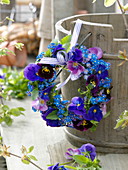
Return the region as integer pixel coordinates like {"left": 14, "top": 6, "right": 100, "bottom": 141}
{"left": 32, "top": 98, "right": 48, "bottom": 112}
{"left": 67, "top": 61, "right": 85, "bottom": 81}
{"left": 68, "top": 48, "right": 83, "bottom": 62}
{"left": 86, "top": 74, "right": 99, "bottom": 96}
{"left": 79, "top": 143, "right": 96, "bottom": 161}
{"left": 65, "top": 148, "right": 81, "bottom": 160}
{"left": 88, "top": 47, "right": 103, "bottom": 59}
{"left": 24, "top": 63, "right": 43, "bottom": 81}
{"left": 72, "top": 119, "right": 93, "bottom": 131}
{"left": 37, "top": 64, "right": 54, "bottom": 79}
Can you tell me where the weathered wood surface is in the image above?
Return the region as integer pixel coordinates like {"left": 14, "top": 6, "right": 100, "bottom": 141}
{"left": 1, "top": 97, "right": 65, "bottom": 170}
{"left": 1, "top": 98, "right": 128, "bottom": 169}
{"left": 0, "top": 156, "right": 7, "bottom": 170}
{"left": 56, "top": 13, "right": 128, "bottom": 153}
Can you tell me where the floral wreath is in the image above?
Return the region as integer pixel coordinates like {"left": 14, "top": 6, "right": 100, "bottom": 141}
{"left": 24, "top": 20, "right": 112, "bottom": 131}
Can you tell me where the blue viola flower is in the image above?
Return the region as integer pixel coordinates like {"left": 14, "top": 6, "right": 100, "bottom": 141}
{"left": 24, "top": 63, "right": 44, "bottom": 81}
{"left": 42, "top": 108, "right": 60, "bottom": 127}
{"left": 68, "top": 97, "right": 86, "bottom": 115}
{"left": 0, "top": 74, "right": 5, "bottom": 79}
{"left": 79, "top": 143, "right": 96, "bottom": 161}
{"left": 96, "top": 64, "right": 108, "bottom": 79}
{"left": 52, "top": 44, "right": 65, "bottom": 56}
{"left": 84, "top": 105, "right": 103, "bottom": 122}
{"left": 68, "top": 48, "right": 83, "bottom": 62}
{"left": 40, "top": 85, "right": 54, "bottom": 100}
{"left": 48, "top": 163, "right": 68, "bottom": 170}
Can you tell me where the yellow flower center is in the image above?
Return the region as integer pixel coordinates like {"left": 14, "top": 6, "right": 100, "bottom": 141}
{"left": 42, "top": 68, "right": 50, "bottom": 73}
{"left": 36, "top": 72, "right": 38, "bottom": 76}
{"left": 107, "top": 89, "right": 110, "bottom": 94}
{"left": 98, "top": 71, "right": 101, "bottom": 74}
{"left": 40, "top": 100, "right": 45, "bottom": 104}
{"left": 44, "top": 92, "right": 48, "bottom": 95}
{"left": 91, "top": 81, "right": 96, "bottom": 86}
{"left": 82, "top": 120, "right": 88, "bottom": 126}
{"left": 73, "top": 62, "right": 78, "bottom": 67}
{"left": 93, "top": 109, "right": 97, "bottom": 113}
{"left": 77, "top": 104, "right": 80, "bottom": 106}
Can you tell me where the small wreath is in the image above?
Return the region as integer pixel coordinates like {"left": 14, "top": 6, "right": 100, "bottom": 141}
{"left": 24, "top": 34, "right": 112, "bottom": 131}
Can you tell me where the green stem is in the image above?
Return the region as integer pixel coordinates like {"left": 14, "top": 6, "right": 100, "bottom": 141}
{"left": 10, "top": 153, "right": 44, "bottom": 170}
{"left": 47, "top": 160, "right": 74, "bottom": 167}
{"left": 64, "top": 165, "right": 77, "bottom": 169}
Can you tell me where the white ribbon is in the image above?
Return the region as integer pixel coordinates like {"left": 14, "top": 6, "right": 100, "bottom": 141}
{"left": 70, "top": 19, "right": 83, "bottom": 49}
{"left": 56, "top": 19, "right": 83, "bottom": 90}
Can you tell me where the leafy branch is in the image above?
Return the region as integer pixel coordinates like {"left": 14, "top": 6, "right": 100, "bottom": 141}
{"left": 93, "top": 0, "right": 128, "bottom": 36}
{"left": 0, "top": 145, "right": 43, "bottom": 170}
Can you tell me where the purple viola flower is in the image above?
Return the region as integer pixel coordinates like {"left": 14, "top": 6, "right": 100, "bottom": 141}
{"left": 72, "top": 119, "right": 93, "bottom": 131}
{"left": 32, "top": 98, "right": 48, "bottom": 112}
{"left": 53, "top": 44, "right": 65, "bottom": 56}
{"left": 65, "top": 148, "right": 81, "bottom": 160}
{"left": 24, "top": 63, "right": 43, "bottom": 81}
{"left": 48, "top": 163, "right": 68, "bottom": 170}
{"left": 68, "top": 48, "right": 83, "bottom": 62}
{"left": 40, "top": 85, "right": 54, "bottom": 100}
{"left": 42, "top": 108, "right": 60, "bottom": 127}
{"left": 86, "top": 74, "right": 99, "bottom": 96}
{"left": 84, "top": 105, "right": 103, "bottom": 122}
{"left": 68, "top": 97, "right": 86, "bottom": 115}
{"left": 96, "top": 64, "right": 108, "bottom": 79}
{"left": 79, "top": 143, "right": 96, "bottom": 161}
{"left": 67, "top": 61, "right": 85, "bottom": 80}
{"left": 100, "top": 103, "right": 107, "bottom": 116}
{"left": 88, "top": 47, "right": 103, "bottom": 59}
{"left": 0, "top": 74, "right": 5, "bottom": 79}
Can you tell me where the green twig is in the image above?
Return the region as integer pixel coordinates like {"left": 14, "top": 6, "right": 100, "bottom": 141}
{"left": 10, "top": 153, "right": 44, "bottom": 170}
{"left": 117, "top": 0, "right": 128, "bottom": 37}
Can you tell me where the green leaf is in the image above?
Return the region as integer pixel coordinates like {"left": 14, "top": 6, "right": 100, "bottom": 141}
{"left": 31, "top": 89, "right": 38, "bottom": 100}
{"left": 2, "top": 105, "right": 9, "bottom": 111}
{"left": 114, "top": 119, "right": 125, "bottom": 129}
{"left": 46, "top": 110, "right": 58, "bottom": 120}
{"left": 10, "top": 108, "right": 21, "bottom": 116}
{"left": 21, "top": 159, "right": 30, "bottom": 164}
{"left": 73, "top": 155, "right": 89, "bottom": 165}
{"left": 6, "top": 17, "right": 14, "bottom": 22}
{"left": 3, "top": 116, "right": 13, "bottom": 126}
{"left": 28, "top": 146, "right": 34, "bottom": 153}
{"left": 28, "top": 155, "right": 38, "bottom": 161}
{"left": 103, "top": 111, "right": 111, "bottom": 118}
{"left": 17, "top": 107, "right": 25, "bottom": 111}
{"left": 45, "top": 49, "right": 52, "bottom": 57}
{"left": 118, "top": 55, "right": 125, "bottom": 59}
{"left": 63, "top": 111, "right": 68, "bottom": 116}
{"left": 1, "top": 0, "right": 10, "bottom": 4}
{"left": 60, "top": 35, "right": 72, "bottom": 45}
{"left": 104, "top": 0, "right": 117, "bottom": 7}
